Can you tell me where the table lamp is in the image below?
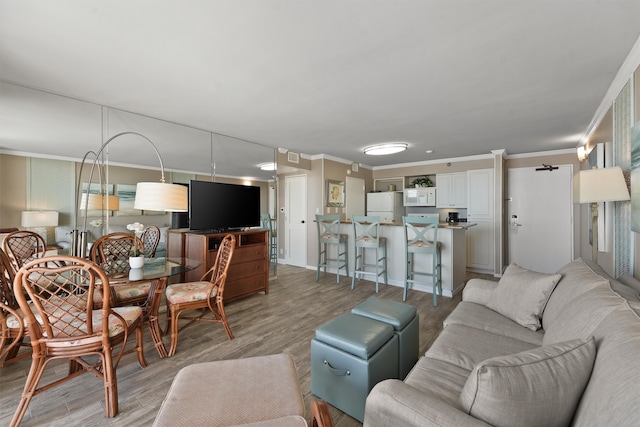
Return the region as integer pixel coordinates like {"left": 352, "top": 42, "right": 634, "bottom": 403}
{"left": 21, "top": 211, "right": 59, "bottom": 245}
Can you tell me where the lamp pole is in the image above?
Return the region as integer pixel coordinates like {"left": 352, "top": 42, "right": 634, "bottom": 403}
{"left": 72, "top": 131, "right": 173, "bottom": 257}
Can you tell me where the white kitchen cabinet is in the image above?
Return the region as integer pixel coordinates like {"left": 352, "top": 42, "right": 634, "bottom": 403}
{"left": 466, "top": 220, "right": 494, "bottom": 271}
{"left": 466, "top": 168, "right": 494, "bottom": 272}
{"left": 467, "top": 169, "right": 494, "bottom": 219}
{"left": 436, "top": 172, "right": 467, "bottom": 208}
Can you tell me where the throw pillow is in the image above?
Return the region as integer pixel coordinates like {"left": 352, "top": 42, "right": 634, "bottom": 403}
{"left": 487, "top": 263, "right": 561, "bottom": 330}
{"left": 459, "top": 337, "right": 596, "bottom": 427}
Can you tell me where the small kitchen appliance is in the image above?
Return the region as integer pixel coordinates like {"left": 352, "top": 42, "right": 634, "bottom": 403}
{"left": 447, "top": 212, "right": 459, "bottom": 223}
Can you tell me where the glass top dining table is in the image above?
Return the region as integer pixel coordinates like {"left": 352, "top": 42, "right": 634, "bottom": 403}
{"left": 99, "top": 257, "right": 201, "bottom": 358}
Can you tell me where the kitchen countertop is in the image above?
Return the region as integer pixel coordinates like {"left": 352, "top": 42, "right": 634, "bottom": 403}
{"left": 438, "top": 222, "right": 477, "bottom": 229}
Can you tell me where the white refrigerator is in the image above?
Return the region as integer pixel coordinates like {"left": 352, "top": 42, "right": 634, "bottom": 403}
{"left": 366, "top": 192, "right": 404, "bottom": 224}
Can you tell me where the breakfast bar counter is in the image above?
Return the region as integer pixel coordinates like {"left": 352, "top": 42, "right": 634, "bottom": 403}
{"left": 336, "top": 221, "right": 475, "bottom": 298}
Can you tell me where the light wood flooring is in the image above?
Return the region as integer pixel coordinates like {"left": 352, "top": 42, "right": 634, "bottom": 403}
{"left": 0, "top": 265, "right": 493, "bottom": 427}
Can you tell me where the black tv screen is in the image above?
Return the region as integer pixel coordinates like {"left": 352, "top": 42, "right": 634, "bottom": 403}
{"left": 189, "top": 180, "right": 261, "bottom": 232}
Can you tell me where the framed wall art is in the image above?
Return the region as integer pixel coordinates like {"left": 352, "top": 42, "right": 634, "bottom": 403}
{"left": 116, "top": 184, "right": 142, "bottom": 216}
{"left": 326, "top": 179, "right": 344, "bottom": 207}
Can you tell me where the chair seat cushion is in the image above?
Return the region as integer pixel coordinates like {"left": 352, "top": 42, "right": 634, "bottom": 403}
{"left": 408, "top": 240, "right": 441, "bottom": 249}
{"left": 5, "top": 304, "right": 35, "bottom": 329}
{"left": 113, "top": 281, "right": 151, "bottom": 301}
{"left": 6, "top": 301, "right": 62, "bottom": 330}
{"left": 356, "top": 236, "right": 386, "bottom": 247}
{"left": 92, "top": 282, "right": 152, "bottom": 305}
{"left": 165, "top": 281, "right": 217, "bottom": 304}
{"left": 48, "top": 306, "right": 142, "bottom": 340}
{"left": 108, "top": 306, "right": 143, "bottom": 336}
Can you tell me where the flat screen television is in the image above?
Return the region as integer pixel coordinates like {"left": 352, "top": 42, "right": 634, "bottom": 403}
{"left": 189, "top": 180, "right": 261, "bottom": 232}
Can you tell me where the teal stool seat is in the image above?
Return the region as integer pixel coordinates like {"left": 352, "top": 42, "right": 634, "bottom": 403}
{"left": 352, "top": 296, "right": 419, "bottom": 379}
{"left": 311, "top": 313, "right": 398, "bottom": 422}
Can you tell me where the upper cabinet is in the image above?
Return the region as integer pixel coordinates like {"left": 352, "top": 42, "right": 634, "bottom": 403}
{"left": 467, "top": 169, "right": 494, "bottom": 219}
{"left": 436, "top": 172, "right": 467, "bottom": 208}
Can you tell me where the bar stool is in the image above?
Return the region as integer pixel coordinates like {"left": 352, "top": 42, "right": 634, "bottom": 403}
{"left": 352, "top": 215, "right": 387, "bottom": 292}
{"left": 315, "top": 214, "right": 349, "bottom": 283}
{"left": 260, "top": 213, "right": 277, "bottom": 275}
{"left": 402, "top": 216, "right": 441, "bottom": 306}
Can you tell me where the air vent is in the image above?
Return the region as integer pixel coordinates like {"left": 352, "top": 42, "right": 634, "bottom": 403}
{"left": 287, "top": 151, "right": 300, "bottom": 163}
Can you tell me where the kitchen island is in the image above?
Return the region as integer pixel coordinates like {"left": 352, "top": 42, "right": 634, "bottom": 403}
{"left": 333, "top": 221, "right": 475, "bottom": 298}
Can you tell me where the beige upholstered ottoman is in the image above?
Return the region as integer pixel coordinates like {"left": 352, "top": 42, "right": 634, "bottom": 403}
{"left": 153, "top": 353, "right": 309, "bottom": 427}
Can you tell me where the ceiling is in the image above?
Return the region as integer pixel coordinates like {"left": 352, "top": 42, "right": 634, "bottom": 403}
{"left": 2, "top": 1, "right": 640, "bottom": 176}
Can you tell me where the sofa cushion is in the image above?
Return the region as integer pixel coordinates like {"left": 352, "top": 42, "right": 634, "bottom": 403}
{"left": 425, "top": 323, "right": 537, "bottom": 371}
{"left": 459, "top": 337, "right": 596, "bottom": 427}
{"left": 542, "top": 285, "right": 624, "bottom": 346}
{"left": 617, "top": 274, "right": 640, "bottom": 294}
{"left": 572, "top": 304, "right": 640, "bottom": 426}
{"left": 579, "top": 258, "right": 640, "bottom": 302}
{"left": 543, "top": 258, "right": 609, "bottom": 331}
{"left": 444, "top": 302, "right": 544, "bottom": 346}
{"left": 486, "top": 263, "right": 561, "bottom": 331}
{"left": 404, "top": 356, "right": 471, "bottom": 408}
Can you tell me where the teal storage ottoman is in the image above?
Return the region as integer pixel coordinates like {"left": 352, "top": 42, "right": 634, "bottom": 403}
{"left": 352, "top": 296, "right": 419, "bottom": 379}
{"left": 311, "top": 313, "right": 398, "bottom": 422}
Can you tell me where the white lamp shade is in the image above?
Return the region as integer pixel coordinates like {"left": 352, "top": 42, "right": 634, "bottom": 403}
{"left": 81, "top": 193, "right": 120, "bottom": 211}
{"left": 21, "top": 211, "right": 59, "bottom": 227}
{"left": 575, "top": 166, "right": 630, "bottom": 203}
{"left": 134, "top": 182, "right": 188, "bottom": 212}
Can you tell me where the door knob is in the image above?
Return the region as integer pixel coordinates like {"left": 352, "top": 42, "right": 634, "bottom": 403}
{"left": 301, "top": 220, "right": 305, "bottom": 223}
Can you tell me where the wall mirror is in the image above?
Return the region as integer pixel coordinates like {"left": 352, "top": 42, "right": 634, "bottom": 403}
{"left": 0, "top": 81, "right": 276, "bottom": 227}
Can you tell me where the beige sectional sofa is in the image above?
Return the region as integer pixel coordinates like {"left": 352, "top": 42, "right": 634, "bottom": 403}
{"left": 364, "top": 258, "right": 640, "bottom": 427}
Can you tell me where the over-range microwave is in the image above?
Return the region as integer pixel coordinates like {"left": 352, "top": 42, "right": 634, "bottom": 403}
{"left": 403, "top": 187, "right": 436, "bottom": 206}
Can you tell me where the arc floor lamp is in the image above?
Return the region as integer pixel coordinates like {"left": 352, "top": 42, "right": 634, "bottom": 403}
{"left": 575, "top": 166, "right": 630, "bottom": 264}
{"left": 72, "top": 131, "right": 188, "bottom": 257}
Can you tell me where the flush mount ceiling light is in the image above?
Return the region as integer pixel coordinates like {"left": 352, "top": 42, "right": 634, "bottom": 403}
{"left": 259, "top": 162, "right": 276, "bottom": 171}
{"left": 364, "top": 142, "right": 408, "bottom": 156}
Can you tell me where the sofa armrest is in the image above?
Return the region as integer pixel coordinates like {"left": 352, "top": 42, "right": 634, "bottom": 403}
{"left": 364, "top": 380, "right": 491, "bottom": 427}
{"left": 462, "top": 278, "right": 498, "bottom": 305}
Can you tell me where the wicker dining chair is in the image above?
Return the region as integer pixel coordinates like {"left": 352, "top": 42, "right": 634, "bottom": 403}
{"left": 90, "top": 232, "right": 151, "bottom": 306}
{"left": 2, "top": 230, "right": 47, "bottom": 273}
{"left": 0, "top": 247, "right": 28, "bottom": 368}
{"left": 141, "top": 225, "right": 161, "bottom": 258}
{"left": 164, "top": 234, "right": 236, "bottom": 356}
{"left": 9, "top": 255, "right": 147, "bottom": 426}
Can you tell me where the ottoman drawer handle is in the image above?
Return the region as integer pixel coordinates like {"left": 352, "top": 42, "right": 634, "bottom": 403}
{"left": 324, "top": 360, "right": 350, "bottom": 376}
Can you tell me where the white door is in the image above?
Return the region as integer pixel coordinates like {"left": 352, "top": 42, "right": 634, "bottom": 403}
{"left": 285, "top": 175, "right": 307, "bottom": 267}
{"left": 507, "top": 165, "right": 573, "bottom": 273}
{"left": 345, "top": 177, "right": 365, "bottom": 219}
